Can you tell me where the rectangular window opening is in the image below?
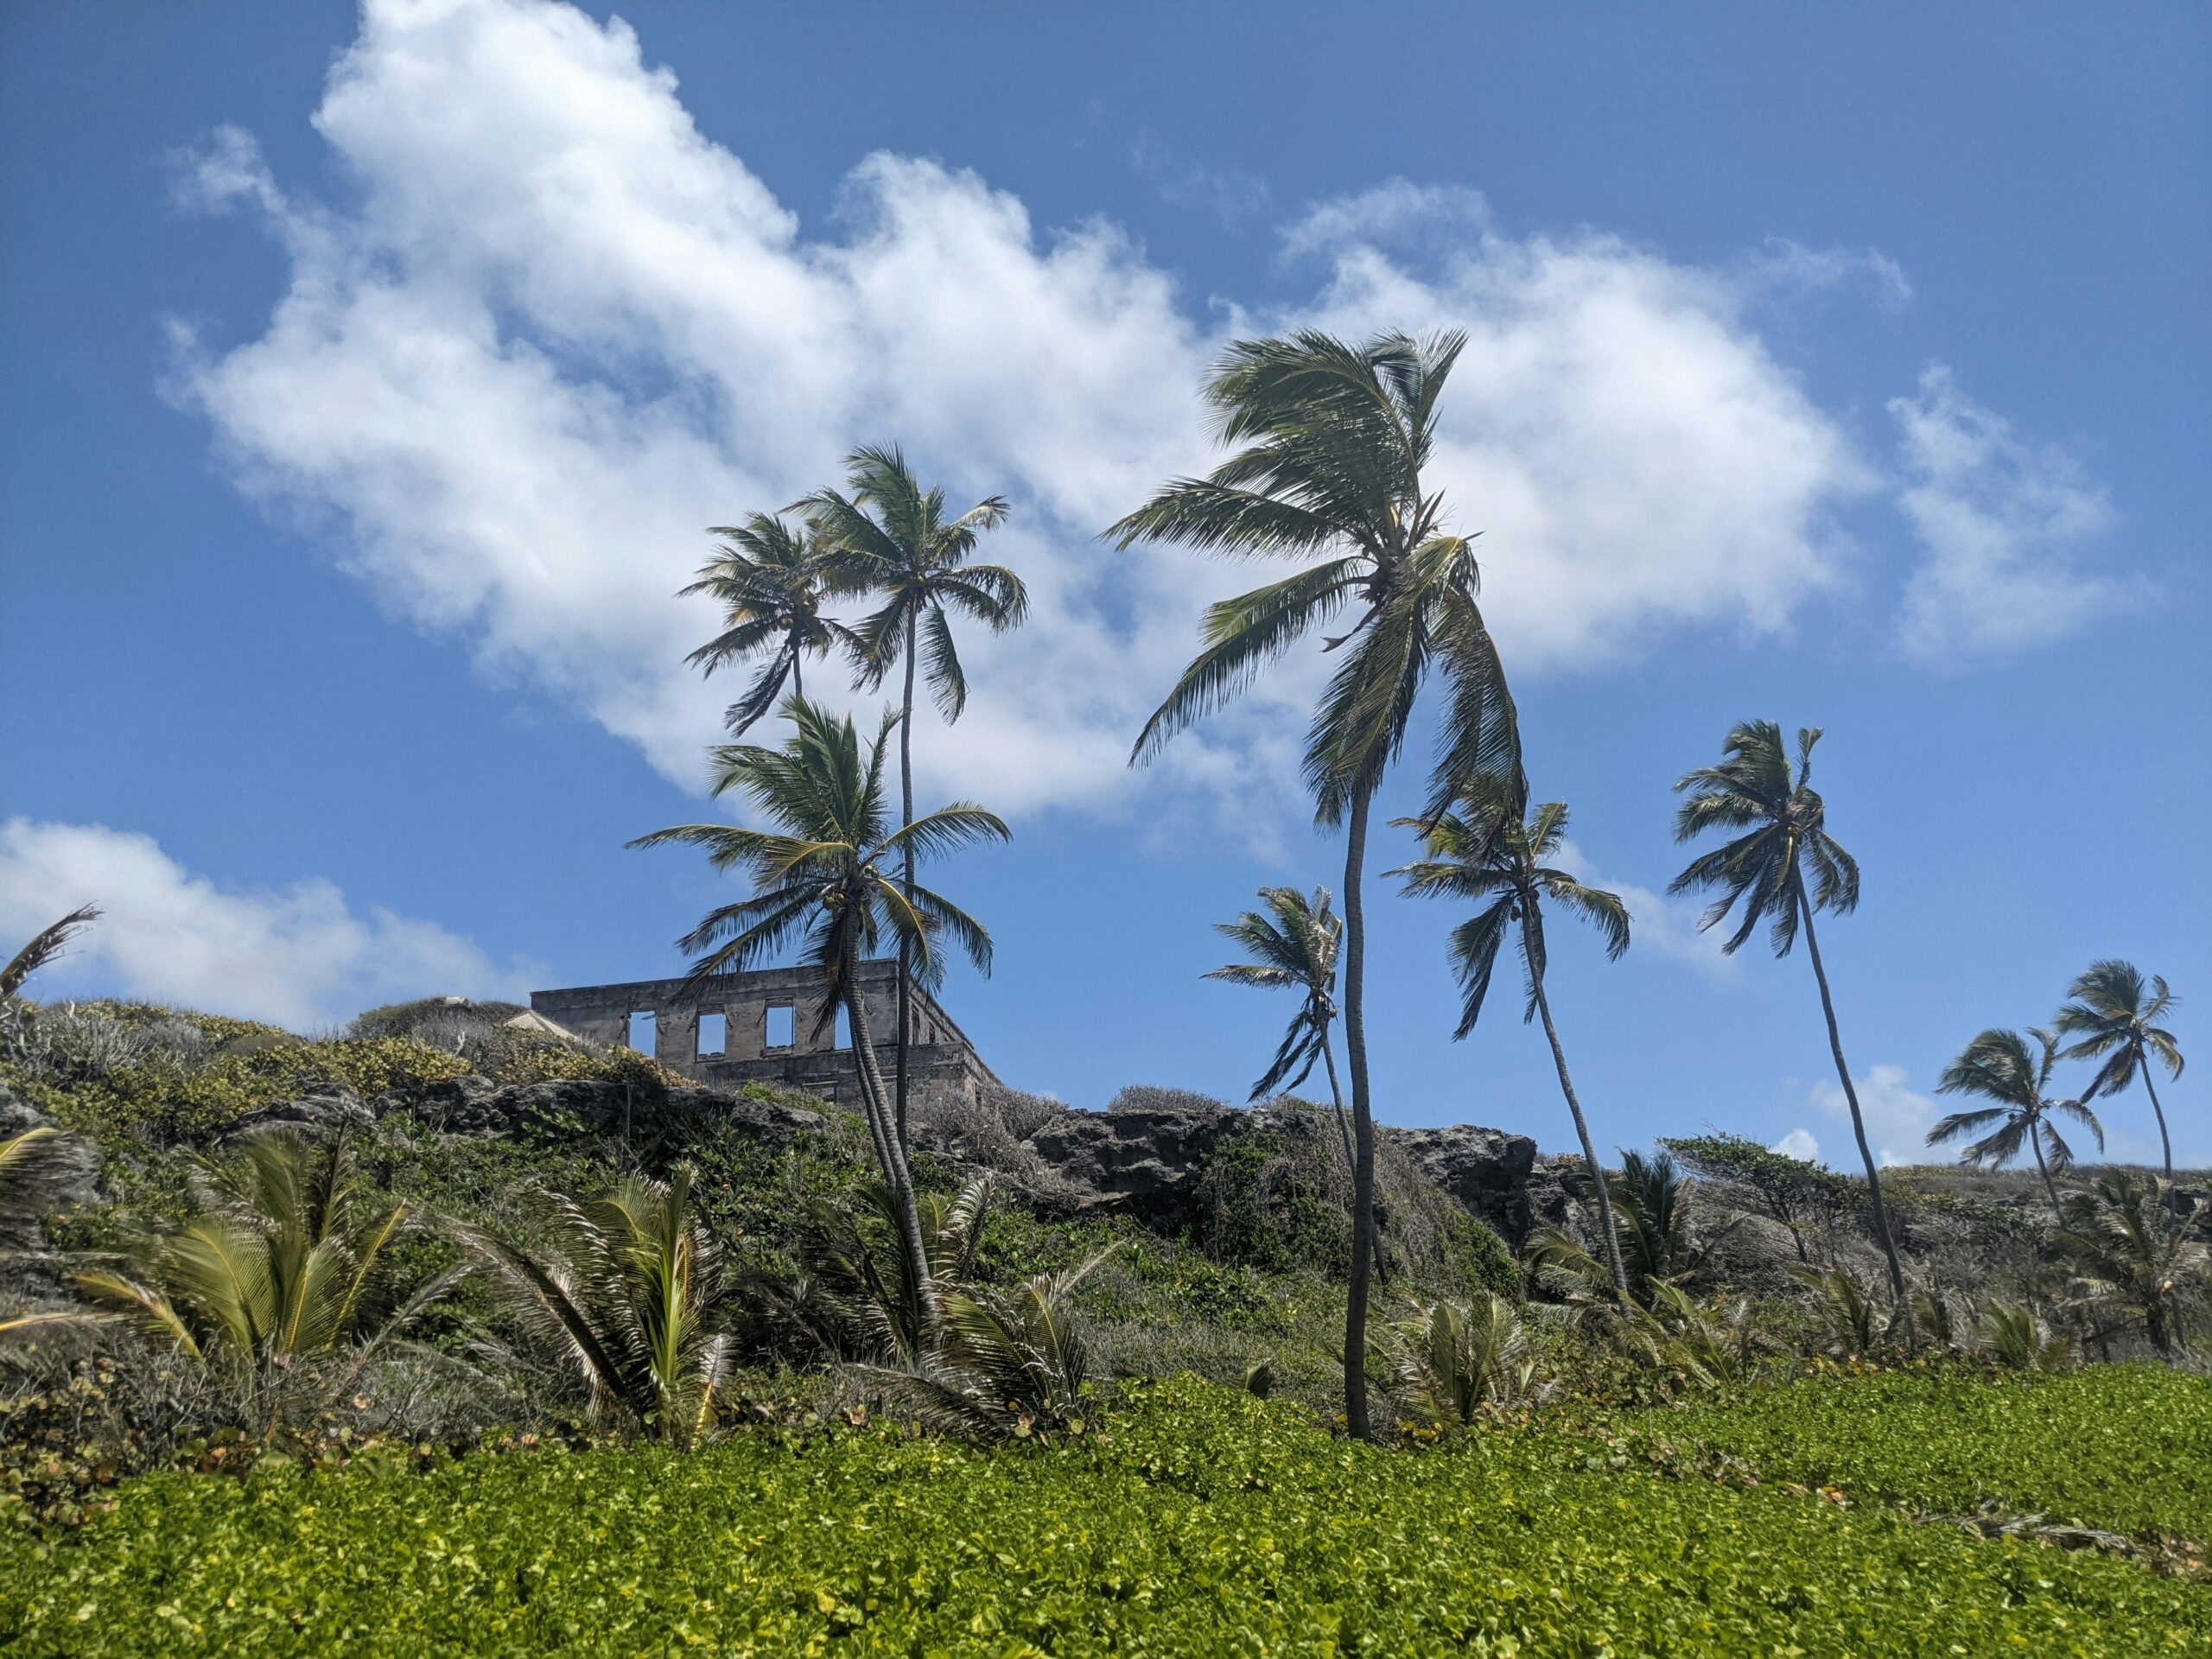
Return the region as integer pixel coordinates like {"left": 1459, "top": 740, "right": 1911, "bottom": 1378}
{"left": 765, "top": 1004, "right": 795, "bottom": 1049}
{"left": 696, "top": 1012, "right": 727, "bottom": 1058}
{"left": 834, "top": 1006, "right": 852, "bottom": 1050}
{"left": 626, "top": 1011, "right": 657, "bottom": 1054}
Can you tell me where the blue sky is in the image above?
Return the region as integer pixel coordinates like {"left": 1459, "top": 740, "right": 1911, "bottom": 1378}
{"left": 3, "top": 0, "right": 2205, "bottom": 1168}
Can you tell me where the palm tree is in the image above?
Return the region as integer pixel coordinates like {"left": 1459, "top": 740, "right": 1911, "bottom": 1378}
{"left": 799, "top": 446, "right": 1024, "bottom": 1154}
{"left": 1392, "top": 779, "right": 1632, "bottom": 1300}
{"left": 628, "top": 695, "right": 1008, "bottom": 1293}
{"left": 1205, "top": 886, "right": 1351, "bottom": 1142}
{"left": 456, "top": 1165, "right": 735, "bottom": 1447}
{"left": 2057, "top": 1172, "right": 2207, "bottom": 1356}
{"left": 1669, "top": 721, "right": 1908, "bottom": 1306}
{"left": 2056, "top": 960, "right": 2184, "bottom": 1180}
{"left": 1109, "top": 329, "right": 1522, "bottom": 1440}
{"left": 1929, "top": 1027, "right": 2105, "bottom": 1222}
{"left": 680, "top": 512, "right": 858, "bottom": 737}
{"left": 1382, "top": 1293, "right": 1533, "bottom": 1424}
{"left": 72, "top": 1127, "right": 455, "bottom": 1386}
{"left": 0, "top": 1125, "right": 91, "bottom": 1251}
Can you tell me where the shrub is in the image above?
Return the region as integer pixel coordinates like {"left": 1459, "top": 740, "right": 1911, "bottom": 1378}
{"left": 1, "top": 1376, "right": 2202, "bottom": 1655}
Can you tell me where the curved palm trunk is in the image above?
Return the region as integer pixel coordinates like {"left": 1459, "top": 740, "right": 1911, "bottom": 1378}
{"left": 1796, "top": 889, "right": 1910, "bottom": 1309}
{"left": 1319, "top": 1023, "right": 1387, "bottom": 1286}
{"left": 1340, "top": 781, "right": 1378, "bottom": 1440}
{"left": 2139, "top": 1065, "right": 2174, "bottom": 1182}
{"left": 845, "top": 981, "right": 931, "bottom": 1294}
{"left": 895, "top": 612, "right": 918, "bottom": 1154}
{"left": 2027, "top": 1120, "right": 2065, "bottom": 1224}
{"left": 1522, "top": 934, "right": 1630, "bottom": 1303}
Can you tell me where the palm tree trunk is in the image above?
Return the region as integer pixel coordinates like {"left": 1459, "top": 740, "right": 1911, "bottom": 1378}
{"left": 1523, "top": 940, "right": 1631, "bottom": 1303}
{"left": 1319, "top": 1027, "right": 1356, "bottom": 1173}
{"left": 846, "top": 980, "right": 931, "bottom": 1294}
{"left": 2028, "top": 1122, "right": 2065, "bottom": 1224}
{"left": 1319, "top": 1022, "right": 1388, "bottom": 1287}
{"left": 1796, "top": 888, "right": 1910, "bottom": 1308}
{"left": 1340, "top": 779, "right": 1377, "bottom": 1441}
{"left": 2139, "top": 1065, "right": 2174, "bottom": 1182}
{"left": 791, "top": 652, "right": 804, "bottom": 701}
{"left": 895, "top": 610, "right": 918, "bottom": 1155}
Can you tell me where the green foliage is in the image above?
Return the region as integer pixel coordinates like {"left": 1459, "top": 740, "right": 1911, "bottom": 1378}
{"left": 1640, "top": 1365, "right": 2212, "bottom": 1552}
{"left": 3, "top": 1375, "right": 2203, "bottom": 1656}
{"left": 3, "top": 1025, "right": 688, "bottom": 1149}
{"left": 1433, "top": 1206, "right": 1519, "bottom": 1303}
{"left": 1187, "top": 1131, "right": 1350, "bottom": 1274}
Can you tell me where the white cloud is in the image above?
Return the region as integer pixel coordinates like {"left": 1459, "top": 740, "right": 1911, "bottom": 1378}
{"left": 0, "top": 819, "right": 527, "bottom": 1031}
{"left": 175, "top": 0, "right": 1889, "bottom": 834}
{"left": 1551, "top": 838, "right": 1733, "bottom": 976}
{"left": 1771, "top": 1127, "right": 1821, "bottom": 1163}
{"left": 1891, "top": 364, "right": 2141, "bottom": 660}
{"left": 1810, "top": 1061, "right": 1939, "bottom": 1167}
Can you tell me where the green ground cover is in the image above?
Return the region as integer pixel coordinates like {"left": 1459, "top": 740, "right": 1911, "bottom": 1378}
{"left": 3, "top": 1376, "right": 2203, "bottom": 1658}
{"left": 1632, "top": 1363, "right": 2212, "bottom": 1548}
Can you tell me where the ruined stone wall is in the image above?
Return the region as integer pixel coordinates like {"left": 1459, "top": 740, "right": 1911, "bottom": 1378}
{"left": 529, "top": 961, "right": 997, "bottom": 1106}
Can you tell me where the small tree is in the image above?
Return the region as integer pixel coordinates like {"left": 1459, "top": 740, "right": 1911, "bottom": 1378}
{"left": 1662, "top": 1133, "right": 1860, "bottom": 1265}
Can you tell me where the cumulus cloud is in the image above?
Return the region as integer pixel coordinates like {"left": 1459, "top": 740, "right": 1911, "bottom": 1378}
{"left": 1551, "top": 839, "right": 1733, "bottom": 976}
{"left": 1891, "top": 365, "right": 2141, "bottom": 661}
{"left": 0, "top": 819, "right": 527, "bottom": 1030}
{"left": 175, "top": 0, "right": 1888, "bottom": 833}
{"left": 1770, "top": 1128, "right": 1821, "bottom": 1163}
{"left": 1809, "top": 1061, "right": 1940, "bottom": 1167}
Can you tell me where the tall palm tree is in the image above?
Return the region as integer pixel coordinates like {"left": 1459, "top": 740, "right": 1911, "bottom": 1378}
{"left": 1929, "top": 1027, "right": 2104, "bottom": 1222}
{"left": 2056, "top": 960, "right": 2183, "bottom": 1180}
{"left": 1669, "top": 721, "right": 1908, "bottom": 1306}
{"left": 456, "top": 1165, "right": 735, "bottom": 1447}
{"left": 799, "top": 447, "right": 1023, "bottom": 1154}
{"left": 680, "top": 512, "right": 858, "bottom": 737}
{"left": 1109, "top": 329, "right": 1522, "bottom": 1440}
{"left": 1391, "top": 779, "right": 1632, "bottom": 1300}
{"left": 627, "top": 696, "right": 1007, "bottom": 1291}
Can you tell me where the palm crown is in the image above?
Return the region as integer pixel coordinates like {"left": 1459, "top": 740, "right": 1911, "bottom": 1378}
{"left": 1669, "top": 721, "right": 1858, "bottom": 956}
{"left": 627, "top": 696, "right": 1007, "bottom": 1027}
{"left": 2054, "top": 958, "right": 2183, "bottom": 1179}
{"left": 681, "top": 512, "right": 860, "bottom": 736}
{"left": 798, "top": 444, "right": 1024, "bottom": 721}
{"left": 1930, "top": 1027, "right": 2104, "bottom": 1202}
{"left": 1109, "top": 328, "right": 1520, "bottom": 822}
{"left": 1205, "top": 886, "right": 1343, "bottom": 1102}
{"left": 1393, "top": 780, "right": 1630, "bottom": 1036}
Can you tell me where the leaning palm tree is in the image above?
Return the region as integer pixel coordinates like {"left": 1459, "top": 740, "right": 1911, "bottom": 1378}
{"left": 681, "top": 512, "right": 859, "bottom": 737}
{"left": 72, "top": 1127, "right": 454, "bottom": 1387}
{"left": 1929, "top": 1027, "right": 2104, "bottom": 1222}
{"left": 2056, "top": 961, "right": 2184, "bottom": 1180}
{"left": 628, "top": 695, "right": 1008, "bottom": 1293}
{"left": 799, "top": 447, "right": 1023, "bottom": 1153}
{"left": 1670, "top": 721, "right": 1907, "bottom": 1306}
{"left": 2057, "top": 1172, "right": 2207, "bottom": 1357}
{"left": 1109, "top": 329, "right": 1522, "bottom": 1439}
{"left": 1392, "top": 779, "right": 1631, "bottom": 1300}
{"left": 1205, "top": 887, "right": 1351, "bottom": 1139}
{"left": 455, "top": 1165, "right": 734, "bottom": 1447}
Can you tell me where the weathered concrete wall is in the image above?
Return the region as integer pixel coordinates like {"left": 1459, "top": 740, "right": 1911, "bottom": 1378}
{"left": 530, "top": 960, "right": 997, "bottom": 1107}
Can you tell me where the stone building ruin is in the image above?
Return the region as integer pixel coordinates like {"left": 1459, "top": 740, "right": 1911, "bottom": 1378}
{"left": 529, "top": 961, "right": 998, "bottom": 1104}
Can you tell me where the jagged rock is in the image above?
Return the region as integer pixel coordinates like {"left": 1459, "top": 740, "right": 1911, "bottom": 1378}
{"left": 232, "top": 1084, "right": 375, "bottom": 1135}
{"left": 1389, "top": 1124, "right": 1542, "bottom": 1244}
{"left": 1021, "top": 1103, "right": 1233, "bottom": 1224}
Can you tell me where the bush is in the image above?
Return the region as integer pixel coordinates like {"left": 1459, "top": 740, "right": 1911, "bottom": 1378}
{"left": 2, "top": 1376, "right": 2202, "bottom": 1655}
